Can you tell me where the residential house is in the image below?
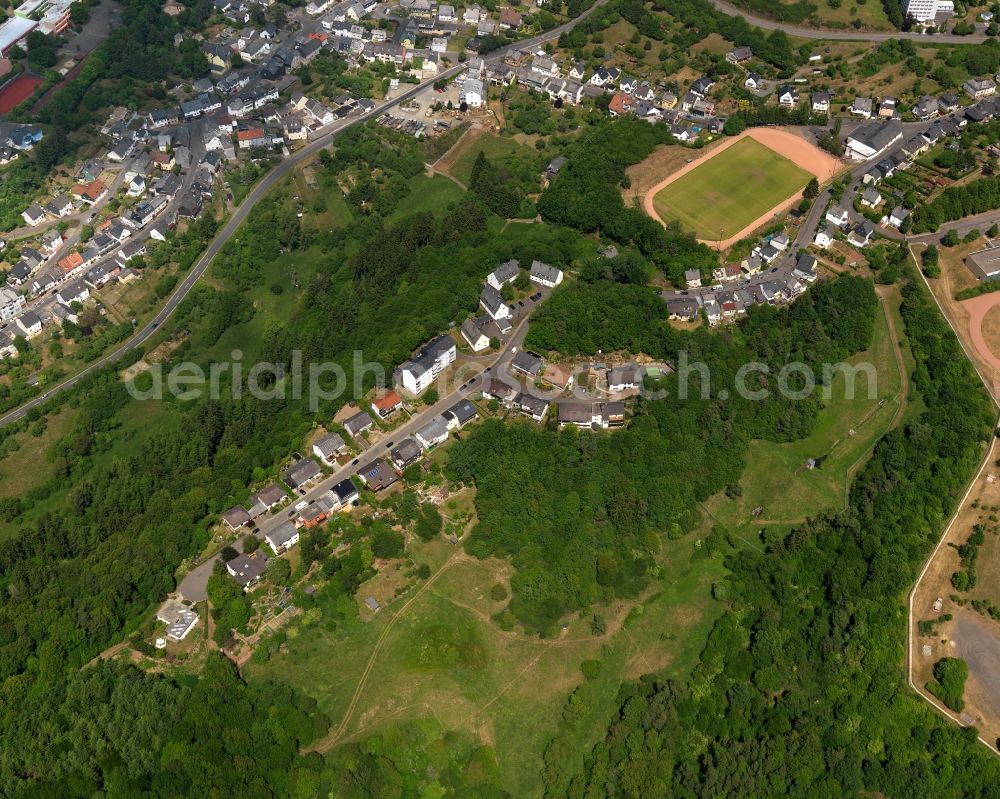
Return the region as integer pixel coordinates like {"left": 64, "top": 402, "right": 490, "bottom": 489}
{"left": 879, "top": 96, "right": 898, "bottom": 118}
{"left": 888, "top": 205, "right": 910, "bottom": 229}
{"left": 222, "top": 506, "right": 252, "bottom": 531}
{"left": 685, "top": 268, "right": 702, "bottom": 288}
{"left": 812, "top": 91, "right": 830, "bottom": 113}
{"left": 330, "top": 478, "right": 359, "bottom": 509}
{"left": 21, "top": 203, "right": 44, "bottom": 226}
{"left": 371, "top": 389, "right": 403, "bottom": 418}
{"left": 0, "top": 288, "right": 25, "bottom": 322}
{"left": 56, "top": 279, "right": 90, "bottom": 306}
{"left": 484, "top": 378, "right": 516, "bottom": 405}
{"left": 726, "top": 46, "right": 752, "bottom": 64}
{"left": 283, "top": 457, "right": 322, "bottom": 490}
{"left": 15, "top": 310, "right": 42, "bottom": 337}
{"left": 825, "top": 205, "right": 850, "bottom": 227}
{"left": 397, "top": 334, "right": 457, "bottom": 395}
{"left": 461, "top": 316, "right": 490, "bottom": 352}
{"left": 343, "top": 409, "right": 375, "bottom": 438}
{"left": 589, "top": 66, "right": 620, "bottom": 87}
{"left": 265, "top": 521, "right": 300, "bottom": 555}
{"left": 511, "top": 350, "right": 543, "bottom": 380}
{"left": 529, "top": 260, "right": 562, "bottom": 287}
{"left": 607, "top": 364, "right": 642, "bottom": 392}
{"left": 355, "top": 458, "right": 398, "bottom": 492}
{"left": 541, "top": 362, "right": 573, "bottom": 390}
{"left": 71, "top": 179, "right": 107, "bottom": 204}
{"left": 312, "top": 431, "right": 346, "bottom": 465}
{"left": 57, "top": 252, "right": 84, "bottom": 274}
{"left": 512, "top": 391, "right": 548, "bottom": 422}
{"left": 913, "top": 95, "right": 938, "bottom": 119}
{"left": 499, "top": 7, "right": 521, "bottom": 28}
{"left": 462, "top": 78, "right": 484, "bottom": 108}
{"left": 814, "top": 226, "right": 834, "bottom": 249}
{"left": 860, "top": 186, "right": 883, "bottom": 208}
{"left": 744, "top": 72, "right": 762, "bottom": 91}
{"left": 777, "top": 85, "right": 799, "bottom": 107}
{"left": 44, "top": 195, "right": 73, "bottom": 218}
{"left": 847, "top": 220, "right": 876, "bottom": 248}
{"left": 480, "top": 284, "right": 512, "bottom": 322}
{"left": 390, "top": 437, "right": 422, "bottom": 470}
{"left": 443, "top": 398, "right": 478, "bottom": 429}
{"left": 415, "top": 415, "right": 450, "bottom": 449}
{"left": 965, "top": 77, "right": 997, "bottom": 99}
{"left": 487, "top": 259, "right": 520, "bottom": 289}
{"left": 850, "top": 97, "right": 874, "bottom": 118}
{"left": 793, "top": 254, "right": 818, "bottom": 282}
{"left": 226, "top": 552, "right": 268, "bottom": 590}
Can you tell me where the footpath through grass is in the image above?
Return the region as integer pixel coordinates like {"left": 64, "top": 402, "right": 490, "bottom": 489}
{"left": 245, "top": 532, "right": 726, "bottom": 796}
{"left": 653, "top": 137, "right": 811, "bottom": 240}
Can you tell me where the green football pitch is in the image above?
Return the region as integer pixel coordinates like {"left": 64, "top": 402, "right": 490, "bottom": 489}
{"left": 652, "top": 137, "right": 812, "bottom": 241}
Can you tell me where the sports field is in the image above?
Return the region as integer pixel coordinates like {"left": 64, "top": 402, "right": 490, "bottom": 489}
{"left": 652, "top": 137, "right": 812, "bottom": 242}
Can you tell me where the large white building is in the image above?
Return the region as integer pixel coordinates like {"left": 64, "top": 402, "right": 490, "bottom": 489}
{"left": 902, "top": 0, "right": 954, "bottom": 24}
{"left": 0, "top": 288, "right": 25, "bottom": 322}
{"left": 397, "top": 335, "right": 457, "bottom": 395}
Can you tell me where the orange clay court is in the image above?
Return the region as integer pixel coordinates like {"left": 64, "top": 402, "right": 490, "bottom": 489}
{"left": 644, "top": 128, "right": 843, "bottom": 249}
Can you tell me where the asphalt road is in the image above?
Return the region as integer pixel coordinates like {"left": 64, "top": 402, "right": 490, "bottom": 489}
{"left": 708, "top": 0, "right": 991, "bottom": 43}
{"left": 0, "top": 1, "right": 609, "bottom": 431}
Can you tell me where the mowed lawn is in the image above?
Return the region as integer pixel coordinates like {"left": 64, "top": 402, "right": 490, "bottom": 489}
{"left": 653, "top": 138, "right": 811, "bottom": 240}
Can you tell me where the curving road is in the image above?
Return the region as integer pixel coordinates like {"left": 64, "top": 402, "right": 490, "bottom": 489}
{"left": 0, "top": 2, "right": 609, "bottom": 430}
{"left": 708, "top": 0, "right": 990, "bottom": 42}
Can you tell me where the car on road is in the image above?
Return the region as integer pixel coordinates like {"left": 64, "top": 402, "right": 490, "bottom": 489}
{"left": 151, "top": 322, "right": 159, "bottom": 329}
{"left": 530, "top": 292, "right": 542, "bottom": 301}
{"left": 352, "top": 458, "right": 359, "bottom": 465}
{"left": 294, "top": 500, "right": 308, "bottom": 512}
{"left": 385, "top": 440, "right": 393, "bottom": 449}
{"left": 287, "top": 509, "right": 296, "bottom": 517}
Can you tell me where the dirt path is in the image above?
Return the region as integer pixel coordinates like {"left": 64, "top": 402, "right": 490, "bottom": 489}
{"left": 642, "top": 127, "right": 844, "bottom": 249}
{"left": 432, "top": 123, "right": 483, "bottom": 174}
{"left": 876, "top": 284, "right": 910, "bottom": 432}
{"left": 303, "top": 548, "right": 467, "bottom": 754}
{"left": 85, "top": 640, "right": 130, "bottom": 668}
{"left": 425, "top": 163, "right": 467, "bottom": 190}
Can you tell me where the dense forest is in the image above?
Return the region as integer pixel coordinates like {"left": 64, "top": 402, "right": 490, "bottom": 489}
{"left": 546, "top": 268, "right": 1000, "bottom": 797}
{"left": 450, "top": 275, "right": 878, "bottom": 634}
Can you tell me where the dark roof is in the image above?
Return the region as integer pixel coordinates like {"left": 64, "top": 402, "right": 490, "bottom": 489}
{"left": 333, "top": 478, "right": 359, "bottom": 504}
{"left": 512, "top": 350, "right": 543, "bottom": 376}
{"left": 283, "top": 457, "right": 322, "bottom": 488}
{"left": 226, "top": 552, "right": 268, "bottom": 586}
{"left": 356, "top": 458, "right": 397, "bottom": 491}
{"left": 390, "top": 437, "right": 422, "bottom": 467}
{"left": 444, "top": 398, "right": 478, "bottom": 426}
{"left": 344, "top": 410, "right": 374, "bottom": 436}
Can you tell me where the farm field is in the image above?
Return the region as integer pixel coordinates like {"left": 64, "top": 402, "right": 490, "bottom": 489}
{"left": 703, "top": 285, "right": 904, "bottom": 530}
{"left": 246, "top": 530, "right": 727, "bottom": 797}
{"left": 651, "top": 137, "right": 812, "bottom": 242}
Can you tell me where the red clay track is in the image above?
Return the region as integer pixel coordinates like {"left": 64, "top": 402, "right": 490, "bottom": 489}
{"left": 0, "top": 74, "right": 43, "bottom": 114}
{"left": 961, "top": 292, "right": 1000, "bottom": 396}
